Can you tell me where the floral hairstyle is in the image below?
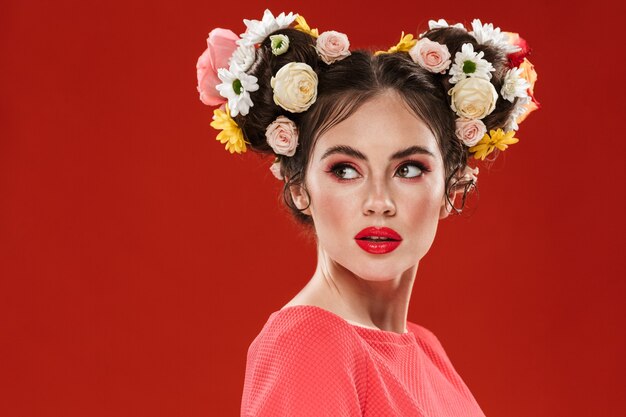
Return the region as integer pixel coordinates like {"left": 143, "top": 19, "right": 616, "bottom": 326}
{"left": 196, "top": 11, "right": 539, "bottom": 225}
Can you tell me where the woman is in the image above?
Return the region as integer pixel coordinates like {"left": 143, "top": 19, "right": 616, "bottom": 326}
{"left": 196, "top": 10, "right": 538, "bottom": 416}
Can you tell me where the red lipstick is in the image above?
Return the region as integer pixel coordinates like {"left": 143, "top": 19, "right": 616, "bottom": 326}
{"left": 354, "top": 227, "right": 402, "bottom": 254}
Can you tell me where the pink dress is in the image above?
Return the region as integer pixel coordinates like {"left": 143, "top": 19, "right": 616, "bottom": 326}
{"left": 241, "top": 305, "right": 486, "bottom": 416}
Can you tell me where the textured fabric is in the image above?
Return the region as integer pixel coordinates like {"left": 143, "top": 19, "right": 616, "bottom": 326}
{"left": 241, "top": 305, "right": 486, "bottom": 417}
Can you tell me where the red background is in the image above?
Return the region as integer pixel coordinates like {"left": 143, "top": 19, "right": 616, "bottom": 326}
{"left": 1, "top": 0, "right": 624, "bottom": 416}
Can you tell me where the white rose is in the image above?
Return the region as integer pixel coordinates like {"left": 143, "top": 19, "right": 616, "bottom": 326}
{"left": 448, "top": 77, "right": 498, "bottom": 119}
{"left": 271, "top": 62, "right": 318, "bottom": 113}
{"left": 316, "top": 31, "right": 351, "bottom": 64}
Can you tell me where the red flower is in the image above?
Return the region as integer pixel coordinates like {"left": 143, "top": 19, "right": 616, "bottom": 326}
{"left": 505, "top": 32, "right": 532, "bottom": 68}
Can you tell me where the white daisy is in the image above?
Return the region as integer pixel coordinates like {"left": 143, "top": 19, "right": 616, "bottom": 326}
{"left": 428, "top": 19, "right": 465, "bottom": 30}
{"left": 215, "top": 68, "right": 259, "bottom": 117}
{"left": 505, "top": 96, "right": 531, "bottom": 131}
{"left": 501, "top": 67, "right": 530, "bottom": 102}
{"left": 273, "top": 11, "right": 298, "bottom": 28}
{"left": 470, "top": 19, "right": 521, "bottom": 54}
{"left": 448, "top": 43, "right": 495, "bottom": 84}
{"left": 228, "top": 44, "right": 256, "bottom": 73}
{"left": 239, "top": 9, "right": 298, "bottom": 46}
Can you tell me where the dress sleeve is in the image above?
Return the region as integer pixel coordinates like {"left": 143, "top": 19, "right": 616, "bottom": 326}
{"left": 240, "top": 310, "right": 367, "bottom": 417}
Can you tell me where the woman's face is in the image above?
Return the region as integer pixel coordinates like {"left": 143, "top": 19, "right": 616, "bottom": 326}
{"left": 294, "top": 90, "right": 448, "bottom": 282}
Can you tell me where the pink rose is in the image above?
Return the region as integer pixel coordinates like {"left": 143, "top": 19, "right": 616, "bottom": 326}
{"left": 196, "top": 28, "right": 239, "bottom": 106}
{"left": 455, "top": 118, "right": 487, "bottom": 147}
{"left": 269, "top": 161, "right": 284, "bottom": 180}
{"left": 265, "top": 116, "right": 299, "bottom": 156}
{"left": 409, "top": 38, "right": 451, "bottom": 74}
{"left": 316, "top": 31, "right": 351, "bottom": 64}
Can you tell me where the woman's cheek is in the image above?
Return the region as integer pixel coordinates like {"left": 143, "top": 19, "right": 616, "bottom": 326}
{"left": 316, "top": 185, "right": 349, "bottom": 218}
{"left": 309, "top": 182, "right": 355, "bottom": 232}
{"left": 401, "top": 188, "right": 441, "bottom": 226}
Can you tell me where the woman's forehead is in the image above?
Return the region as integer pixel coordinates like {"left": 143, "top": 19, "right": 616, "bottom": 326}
{"left": 312, "top": 92, "right": 441, "bottom": 160}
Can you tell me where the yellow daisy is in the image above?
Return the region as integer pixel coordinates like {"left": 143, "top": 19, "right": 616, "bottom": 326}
{"left": 210, "top": 104, "right": 248, "bottom": 154}
{"left": 469, "top": 128, "right": 519, "bottom": 160}
{"left": 294, "top": 15, "right": 319, "bottom": 38}
{"left": 374, "top": 32, "right": 417, "bottom": 55}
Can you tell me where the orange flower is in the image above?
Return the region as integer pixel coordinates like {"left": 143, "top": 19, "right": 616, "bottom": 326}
{"left": 516, "top": 58, "right": 540, "bottom": 124}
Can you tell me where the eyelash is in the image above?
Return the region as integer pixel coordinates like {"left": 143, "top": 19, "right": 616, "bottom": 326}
{"left": 327, "top": 160, "right": 431, "bottom": 181}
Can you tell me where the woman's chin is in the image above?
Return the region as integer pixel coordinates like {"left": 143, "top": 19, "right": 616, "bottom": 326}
{"left": 341, "top": 260, "right": 418, "bottom": 283}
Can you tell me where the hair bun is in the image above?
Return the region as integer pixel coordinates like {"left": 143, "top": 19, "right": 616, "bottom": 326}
{"left": 232, "top": 29, "right": 320, "bottom": 153}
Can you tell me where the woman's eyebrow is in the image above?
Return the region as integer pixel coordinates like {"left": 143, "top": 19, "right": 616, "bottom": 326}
{"left": 320, "top": 145, "right": 367, "bottom": 161}
{"left": 320, "top": 145, "right": 435, "bottom": 161}
{"left": 391, "top": 145, "right": 436, "bottom": 159}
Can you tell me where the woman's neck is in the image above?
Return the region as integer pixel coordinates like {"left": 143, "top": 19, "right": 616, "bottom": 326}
{"left": 284, "top": 246, "right": 418, "bottom": 334}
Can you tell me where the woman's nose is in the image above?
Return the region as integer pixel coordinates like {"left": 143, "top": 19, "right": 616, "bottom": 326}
{"left": 362, "top": 180, "right": 396, "bottom": 216}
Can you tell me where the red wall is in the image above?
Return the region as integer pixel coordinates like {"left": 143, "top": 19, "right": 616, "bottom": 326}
{"left": 2, "top": 0, "right": 624, "bottom": 416}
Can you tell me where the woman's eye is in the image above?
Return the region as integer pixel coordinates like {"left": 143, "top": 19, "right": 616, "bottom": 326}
{"left": 396, "top": 163, "right": 423, "bottom": 178}
{"left": 332, "top": 164, "right": 360, "bottom": 180}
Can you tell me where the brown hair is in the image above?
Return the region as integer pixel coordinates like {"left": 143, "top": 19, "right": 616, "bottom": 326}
{"left": 233, "top": 28, "right": 518, "bottom": 225}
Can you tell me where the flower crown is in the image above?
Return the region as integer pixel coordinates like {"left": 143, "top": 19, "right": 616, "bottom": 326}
{"left": 196, "top": 10, "right": 539, "bottom": 182}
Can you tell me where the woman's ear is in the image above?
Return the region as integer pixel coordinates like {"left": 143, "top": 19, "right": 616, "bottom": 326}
{"left": 440, "top": 166, "right": 478, "bottom": 219}
{"left": 288, "top": 181, "right": 312, "bottom": 216}
{"left": 439, "top": 194, "right": 456, "bottom": 220}
{"left": 439, "top": 190, "right": 458, "bottom": 220}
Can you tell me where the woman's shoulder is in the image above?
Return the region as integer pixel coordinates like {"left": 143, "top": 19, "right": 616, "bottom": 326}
{"left": 406, "top": 321, "right": 441, "bottom": 346}
{"left": 407, "top": 321, "right": 449, "bottom": 351}
{"left": 242, "top": 305, "right": 368, "bottom": 415}
{"left": 405, "top": 321, "right": 459, "bottom": 369}
{"left": 253, "top": 304, "right": 365, "bottom": 349}
{"left": 246, "top": 305, "right": 367, "bottom": 375}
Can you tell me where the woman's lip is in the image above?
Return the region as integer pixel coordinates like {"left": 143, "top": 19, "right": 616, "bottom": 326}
{"left": 354, "top": 227, "right": 402, "bottom": 241}
{"left": 355, "top": 239, "right": 401, "bottom": 254}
